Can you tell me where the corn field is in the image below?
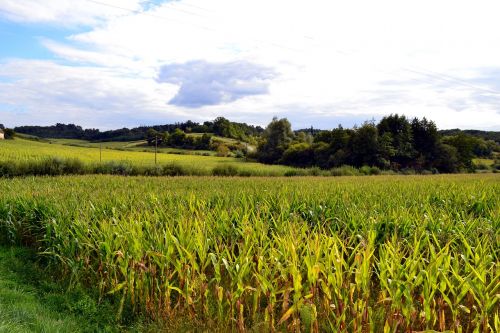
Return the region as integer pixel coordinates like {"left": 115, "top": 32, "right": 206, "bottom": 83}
{"left": 0, "top": 174, "right": 498, "bottom": 332}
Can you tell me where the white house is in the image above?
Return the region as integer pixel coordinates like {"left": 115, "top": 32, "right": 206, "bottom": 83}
{"left": 0, "top": 129, "right": 4, "bottom": 140}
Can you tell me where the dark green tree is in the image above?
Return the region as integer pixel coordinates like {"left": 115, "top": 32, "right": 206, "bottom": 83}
{"left": 442, "top": 133, "right": 476, "bottom": 170}
{"left": 257, "top": 117, "right": 294, "bottom": 164}
{"left": 3, "top": 128, "right": 15, "bottom": 139}
{"left": 377, "top": 114, "right": 415, "bottom": 168}
{"left": 349, "top": 122, "right": 380, "bottom": 167}
{"left": 168, "top": 128, "right": 187, "bottom": 147}
{"left": 146, "top": 128, "right": 159, "bottom": 145}
{"left": 281, "top": 143, "right": 314, "bottom": 167}
{"left": 411, "top": 117, "right": 439, "bottom": 169}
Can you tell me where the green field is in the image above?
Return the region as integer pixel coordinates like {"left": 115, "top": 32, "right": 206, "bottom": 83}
{"left": 0, "top": 174, "right": 498, "bottom": 332}
{"left": 47, "top": 138, "right": 217, "bottom": 156}
{"left": 0, "top": 138, "right": 293, "bottom": 175}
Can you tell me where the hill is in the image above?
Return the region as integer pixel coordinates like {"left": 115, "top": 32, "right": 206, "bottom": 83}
{"left": 13, "top": 117, "right": 263, "bottom": 143}
{"left": 439, "top": 129, "right": 500, "bottom": 143}
{"left": 0, "top": 137, "right": 295, "bottom": 176}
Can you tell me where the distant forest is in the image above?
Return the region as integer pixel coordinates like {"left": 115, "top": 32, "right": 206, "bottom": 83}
{"left": 14, "top": 117, "right": 264, "bottom": 142}
{"left": 10, "top": 114, "right": 500, "bottom": 173}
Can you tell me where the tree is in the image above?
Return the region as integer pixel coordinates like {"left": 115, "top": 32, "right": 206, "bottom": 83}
{"left": 377, "top": 114, "right": 415, "bottom": 167}
{"left": 3, "top": 128, "right": 15, "bottom": 139}
{"left": 168, "top": 128, "right": 187, "bottom": 147}
{"left": 281, "top": 143, "right": 314, "bottom": 167}
{"left": 199, "top": 133, "right": 212, "bottom": 150}
{"left": 257, "top": 117, "right": 294, "bottom": 164}
{"left": 146, "top": 128, "right": 159, "bottom": 145}
{"left": 434, "top": 144, "right": 459, "bottom": 173}
{"left": 411, "top": 117, "right": 439, "bottom": 169}
{"left": 349, "top": 122, "right": 380, "bottom": 167}
{"left": 442, "top": 133, "right": 476, "bottom": 170}
{"left": 213, "top": 117, "right": 232, "bottom": 137}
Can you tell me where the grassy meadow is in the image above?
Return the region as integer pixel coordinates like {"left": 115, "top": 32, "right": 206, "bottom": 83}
{"left": 0, "top": 174, "right": 498, "bottom": 332}
{"left": 0, "top": 138, "right": 294, "bottom": 176}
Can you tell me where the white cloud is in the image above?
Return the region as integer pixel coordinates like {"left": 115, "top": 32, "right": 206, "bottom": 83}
{"left": 1, "top": 0, "right": 500, "bottom": 129}
{"left": 0, "top": 0, "right": 143, "bottom": 26}
{"left": 158, "top": 60, "right": 276, "bottom": 107}
{"left": 0, "top": 60, "right": 185, "bottom": 129}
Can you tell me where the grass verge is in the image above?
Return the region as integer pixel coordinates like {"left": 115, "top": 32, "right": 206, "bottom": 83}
{"left": 0, "top": 246, "right": 135, "bottom": 333}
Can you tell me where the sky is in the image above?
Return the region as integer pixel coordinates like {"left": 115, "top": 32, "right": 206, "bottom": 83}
{"left": 0, "top": 0, "right": 500, "bottom": 130}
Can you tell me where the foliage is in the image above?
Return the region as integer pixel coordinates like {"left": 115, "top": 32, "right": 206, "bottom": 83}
{"left": 258, "top": 114, "right": 497, "bottom": 173}
{"left": 215, "top": 144, "right": 230, "bottom": 157}
{"left": 2, "top": 128, "right": 15, "bottom": 139}
{"left": 257, "top": 117, "right": 294, "bottom": 164}
{"left": 440, "top": 128, "right": 500, "bottom": 144}
{"left": 14, "top": 118, "right": 263, "bottom": 142}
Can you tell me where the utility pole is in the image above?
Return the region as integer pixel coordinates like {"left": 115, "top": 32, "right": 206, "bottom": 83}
{"left": 100, "top": 143, "right": 102, "bottom": 163}
{"left": 155, "top": 135, "right": 158, "bottom": 165}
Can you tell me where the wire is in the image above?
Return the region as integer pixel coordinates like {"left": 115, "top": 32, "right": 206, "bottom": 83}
{"left": 302, "top": 35, "right": 500, "bottom": 96}
{"left": 404, "top": 67, "right": 500, "bottom": 96}
{"left": 83, "top": 0, "right": 303, "bottom": 53}
{"left": 84, "top": 0, "right": 217, "bottom": 31}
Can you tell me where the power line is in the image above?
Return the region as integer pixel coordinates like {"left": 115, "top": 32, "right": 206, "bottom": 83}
{"left": 404, "top": 67, "right": 500, "bottom": 96}
{"left": 85, "top": 0, "right": 214, "bottom": 29}
{"left": 83, "top": 0, "right": 303, "bottom": 53}
{"left": 302, "top": 35, "right": 500, "bottom": 96}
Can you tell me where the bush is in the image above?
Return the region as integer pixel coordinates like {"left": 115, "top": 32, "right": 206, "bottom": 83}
{"left": 284, "top": 169, "right": 307, "bottom": 177}
{"left": 237, "top": 169, "right": 252, "bottom": 177}
{"left": 162, "top": 163, "right": 187, "bottom": 176}
{"left": 95, "top": 161, "right": 135, "bottom": 175}
{"left": 330, "top": 165, "right": 360, "bottom": 177}
{"left": 307, "top": 167, "right": 322, "bottom": 176}
{"left": 216, "top": 144, "right": 230, "bottom": 157}
{"left": 400, "top": 168, "right": 416, "bottom": 175}
{"left": 212, "top": 164, "right": 238, "bottom": 176}
{"left": 474, "top": 163, "right": 490, "bottom": 170}
{"left": 233, "top": 150, "right": 245, "bottom": 158}
{"left": 360, "top": 166, "right": 381, "bottom": 175}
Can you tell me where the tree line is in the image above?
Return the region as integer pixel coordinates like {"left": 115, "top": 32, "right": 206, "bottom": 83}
{"left": 13, "top": 117, "right": 263, "bottom": 142}
{"left": 255, "top": 114, "right": 499, "bottom": 173}
{"left": 6, "top": 115, "right": 500, "bottom": 173}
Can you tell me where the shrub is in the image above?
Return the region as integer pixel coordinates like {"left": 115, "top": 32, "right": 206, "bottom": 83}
{"left": 237, "top": 169, "right": 252, "bottom": 177}
{"left": 95, "top": 161, "right": 135, "bottom": 175}
{"left": 212, "top": 164, "right": 238, "bottom": 176}
{"left": 330, "top": 165, "right": 360, "bottom": 177}
{"left": 284, "top": 170, "right": 301, "bottom": 177}
{"left": 307, "top": 166, "right": 322, "bottom": 176}
{"left": 400, "top": 168, "right": 416, "bottom": 175}
{"left": 233, "top": 150, "right": 245, "bottom": 158}
{"left": 162, "top": 163, "right": 186, "bottom": 176}
{"left": 474, "top": 163, "right": 489, "bottom": 170}
{"left": 216, "top": 144, "right": 230, "bottom": 157}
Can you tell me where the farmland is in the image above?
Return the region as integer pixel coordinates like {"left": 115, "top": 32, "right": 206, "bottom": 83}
{"left": 0, "top": 138, "right": 295, "bottom": 176}
{"left": 0, "top": 174, "right": 498, "bottom": 332}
